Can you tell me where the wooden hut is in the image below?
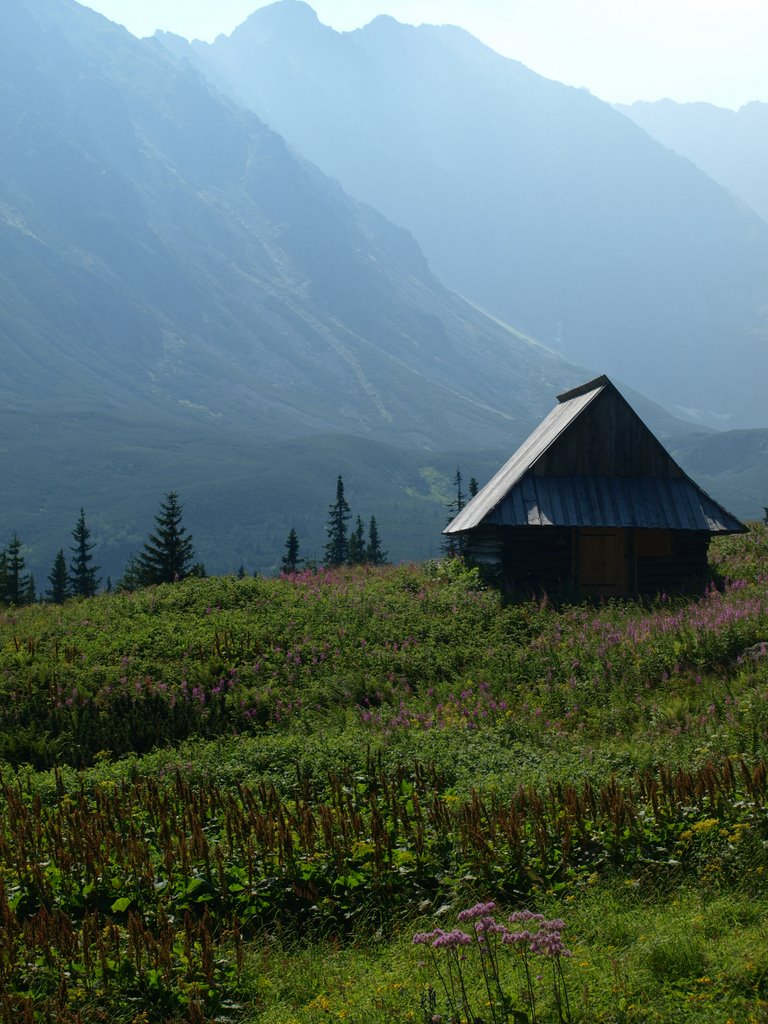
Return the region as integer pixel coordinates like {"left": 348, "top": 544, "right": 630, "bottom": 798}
{"left": 444, "top": 376, "right": 746, "bottom": 598}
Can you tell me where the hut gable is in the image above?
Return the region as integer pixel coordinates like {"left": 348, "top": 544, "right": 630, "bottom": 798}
{"left": 534, "top": 379, "right": 684, "bottom": 479}
{"left": 445, "top": 375, "right": 746, "bottom": 597}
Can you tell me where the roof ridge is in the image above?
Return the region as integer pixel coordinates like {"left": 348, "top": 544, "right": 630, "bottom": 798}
{"left": 557, "top": 374, "right": 611, "bottom": 403}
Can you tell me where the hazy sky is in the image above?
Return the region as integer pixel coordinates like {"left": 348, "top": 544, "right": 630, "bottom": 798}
{"left": 80, "top": 0, "right": 768, "bottom": 110}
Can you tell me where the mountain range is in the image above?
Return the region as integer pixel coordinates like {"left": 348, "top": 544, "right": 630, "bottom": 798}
{"left": 159, "top": 0, "right": 768, "bottom": 427}
{"left": 1, "top": 0, "right": 766, "bottom": 583}
{"left": 618, "top": 99, "right": 768, "bottom": 227}
{"left": 2, "top": 0, "right": 590, "bottom": 579}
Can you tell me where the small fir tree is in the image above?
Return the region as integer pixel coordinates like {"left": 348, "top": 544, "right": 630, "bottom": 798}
{"left": 443, "top": 467, "right": 467, "bottom": 556}
{"left": 117, "top": 555, "right": 144, "bottom": 592}
{"left": 0, "top": 549, "right": 7, "bottom": 605}
{"left": 4, "top": 533, "right": 30, "bottom": 605}
{"left": 452, "top": 467, "right": 466, "bottom": 515}
{"left": 69, "top": 508, "right": 100, "bottom": 597}
{"left": 46, "top": 548, "right": 71, "bottom": 604}
{"left": 281, "top": 528, "right": 302, "bottom": 574}
{"left": 324, "top": 475, "right": 350, "bottom": 567}
{"left": 347, "top": 516, "right": 366, "bottom": 565}
{"left": 135, "top": 492, "right": 196, "bottom": 585}
{"left": 469, "top": 477, "right": 480, "bottom": 498}
{"left": 366, "top": 516, "right": 387, "bottom": 565}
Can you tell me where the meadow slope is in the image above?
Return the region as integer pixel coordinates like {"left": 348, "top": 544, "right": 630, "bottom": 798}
{"left": 1, "top": 527, "right": 768, "bottom": 1022}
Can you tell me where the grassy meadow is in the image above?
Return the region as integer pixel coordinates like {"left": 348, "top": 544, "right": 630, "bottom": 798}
{"left": 1, "top": 526, "right": 768, "bottom": 1022}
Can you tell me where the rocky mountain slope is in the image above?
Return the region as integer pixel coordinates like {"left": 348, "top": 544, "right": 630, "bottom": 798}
{"left": 617, "top": 99, "right": 768, "bottom": 226}
{"left": 162, "top": 0, "right": 768, "bottom": 427}
{"left": 1, "top": 0, "right": 594, "bottom": 578}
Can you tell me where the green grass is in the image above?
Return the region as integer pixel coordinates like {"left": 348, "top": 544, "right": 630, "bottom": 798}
{"left": 1, "top": 526, "right": 768, "bottom": 1021}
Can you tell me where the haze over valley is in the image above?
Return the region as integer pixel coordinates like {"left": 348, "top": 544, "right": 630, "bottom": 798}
{"left": 2, "top": 0, "right": 767, "bottom": 582}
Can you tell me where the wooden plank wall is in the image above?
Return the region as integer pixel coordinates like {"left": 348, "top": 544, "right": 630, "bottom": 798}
{"left": 464, "top": 526, "right": 574, "bottom": 596}
{"left": 464, "top": 525, "right": 710, "bottom": 598}
{"left": 535, "top": 389, "right": 683, "bottom": 479}
{"left": 635, "top": 530, "right": 710, "bottom": 595}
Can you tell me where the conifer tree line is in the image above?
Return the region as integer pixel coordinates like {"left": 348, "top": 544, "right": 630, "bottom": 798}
{"left": 0, "top": 493, "right": 201, "bottom": 606}
{"left": 442, "top": 467, "right": 478, "bottom": 557}
{"left": 0, "top": 507, "right": 102, "bottom": 607}
{"left": 281, "top": 475, "right": 388, "bottom": 573}
{"left": 0, "top": 467, "right": 461, "bottom": 603}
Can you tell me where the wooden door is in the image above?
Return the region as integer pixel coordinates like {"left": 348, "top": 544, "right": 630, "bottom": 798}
{"left": 577, "top": 528, "right": 631, "bottom": 598}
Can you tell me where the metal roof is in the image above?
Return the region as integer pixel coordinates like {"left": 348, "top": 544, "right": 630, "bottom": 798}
{"left": 445, "top": 381, "right": 603, "bottom": 533}
{"left": 482, "top": 475, "right": 742, "bottom": 533}
{"left": 445, "top": 376, "right": 746, "bottom": 536}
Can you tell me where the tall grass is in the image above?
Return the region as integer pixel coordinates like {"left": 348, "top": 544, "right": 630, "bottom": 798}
{"left": 0, "top": 525, "right": 767, "bottom": 1020}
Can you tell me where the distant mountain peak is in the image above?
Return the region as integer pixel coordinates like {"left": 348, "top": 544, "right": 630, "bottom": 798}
{"left": 167, "top": 7, "right": 768, "bottom": 427}
{"left": 236, "top": 1, "right": 320, "bottom": 34}
{"left": 365, "top": 14, "right": 402, "bottom": 29}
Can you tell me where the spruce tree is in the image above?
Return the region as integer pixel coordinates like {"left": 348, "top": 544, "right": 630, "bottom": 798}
{"left": 117, "top": 555, "right": 144, "bottom": 593}
{"left": 136, "top": 492, "right": 196, "bottom": 585}
{"left": 324, "top": 475, "right": 350, "bottom": 567}
{"left": 0, "top": 549, "right": 7, "bottom": 605}
{"left": 281, "top": 528, "right": 302, "bottom": 574}
{"left": 366, "top": 516, "right": 387, "bottom": 565}
{"left": 47, "top": 548, "right": 71, "bottom": 604}
{"left": 443, "top": 467, "right": 467, "bottom": 556}
{"left": 469, "top": 477, "right": 479, "bottom": 498}
{"left": 69, "top": 508, "right": 100, "bottom": 597}
{"left": 347, "top": 516, "right": 366, "bottom": 565}
{"left": 4, "top": 534, "right": 29, "bottom": 605}
{"left": 452, "top": 467, "right": 466, "bottom": 515}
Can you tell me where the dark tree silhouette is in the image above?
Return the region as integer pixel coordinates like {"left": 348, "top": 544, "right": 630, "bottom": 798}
{"left": 47, "top": 548, "right": 71, "bottom": 604}
{"left": 3, "top": 534, "right": 31, "bottom": 605}
{"left": 281, "top": 528, "right": 302, "bottom": 574}
{"left": 347, "top": 516, "right": 366, "bottom": 565}
{"left": 366, "top": 516, "right": 387, "bottom": 565}
{"left": 324, "top": 475, "right": 350, "bottom": 567}
{"left": 69, "top": 508, "right": 100, "bottom": 597}
{"left": 443, "top": 467, "right": 468, "bottom": 556}
{"left": 135, "top": 492, "right": 196, "bottom": 585}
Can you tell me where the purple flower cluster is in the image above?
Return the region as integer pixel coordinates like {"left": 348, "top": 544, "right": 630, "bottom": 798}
{"left": 414, "top": 904, "right": 571, "bottom": 959}
{"left": 457, "top": 900, "right": 496, "bottom": 921}
{"left": 504, "top": 912, "right": 570, "bottom": 957}
{"left": 413, "top": 928, "right": 472, "bottom": 949}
